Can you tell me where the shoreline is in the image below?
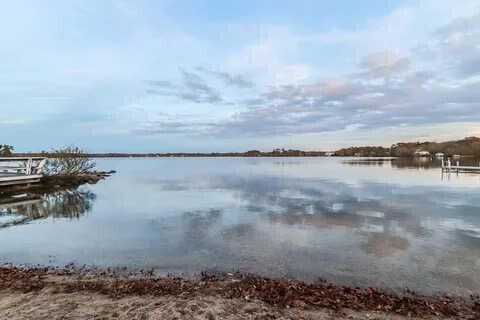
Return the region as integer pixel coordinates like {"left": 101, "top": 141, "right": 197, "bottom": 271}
{"left": 0, "top": 171, "right": 115, "bottom": 196}
{"left": 0, "top": 265, "right": 478, "bottom": 319}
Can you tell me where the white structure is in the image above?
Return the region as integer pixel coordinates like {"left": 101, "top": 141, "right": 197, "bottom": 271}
{"left": 442, "top": 158, "right": 480, "bottom": 173}
{"left": 0, "top": 157, "right": 47, "bottom": 187}
{"left": 435, "top": 152, "right": 445, "bottom": 158}
{"left": 414, "top": 150, "right": 430, "bottom": 157}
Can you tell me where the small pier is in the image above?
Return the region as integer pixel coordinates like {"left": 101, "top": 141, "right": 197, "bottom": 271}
{"left": 0, "top": 157, "right": 47, "bottom": 188}
{"left": 441, "top": 158, "right": 480, "bottom": 173}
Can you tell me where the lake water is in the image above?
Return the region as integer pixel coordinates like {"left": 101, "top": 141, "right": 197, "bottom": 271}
{"left": 1, "top": 157, "right": 479, "bottom": 296}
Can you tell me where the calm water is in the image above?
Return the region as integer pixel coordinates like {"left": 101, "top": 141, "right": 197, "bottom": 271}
{"left": 1, "top": 157, "right": 480, "bottom": 295}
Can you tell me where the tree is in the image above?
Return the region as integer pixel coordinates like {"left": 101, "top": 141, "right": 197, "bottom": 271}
{"left": 44, "top": 146, "right": 96, "bottom": 175}
{"left": 0, "top": 145, "right": 14, "bottom": 156}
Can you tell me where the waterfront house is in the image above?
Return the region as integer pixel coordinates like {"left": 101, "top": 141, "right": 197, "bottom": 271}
{"left": 414, "top": 150, "right": 431, "bottom": 157}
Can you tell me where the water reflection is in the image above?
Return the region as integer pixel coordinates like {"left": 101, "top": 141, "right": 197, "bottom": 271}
{"left": 360, "top": 232, "right": 409, "bottom": 257}
{"left": 208, "top": 176, "right": 422, "bottom": 257}
{"left": 344, "top": 157, "right": 480, "bottom": 169}
{"left": 181, "top": 209, "right": 223, "bottom": 249}
{"left": 138, "top": 170, "right": 480, "bottom": 293}
{"left": 0, "top": 189, "right": 95, "bottom": 228}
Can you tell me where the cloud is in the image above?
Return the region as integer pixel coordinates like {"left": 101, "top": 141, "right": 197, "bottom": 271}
{"left": 180, "top": 70, "right": 224, "bottom": 104}
{"left": 196, "top": 10, "right": 480, "bottom": 138}
{"left": 147, "top": 80, "right": 175, "bottom": 89}
{"left": 146, "top": 70, "right": 226, "bottom": 104}
{"left": 436, "top": 12, "right": 480, "bottom": 36}
{"left": 143, "top": 7, "right": 476, "bottom": 138}
{"left": 431, "top": 11, "right": 480, "bottom": 77}
{"left": 131, "top": 110, "right": 218, "bottom": 135}
{"left": 225, "top": 27, "right": 312, "bottom": 86}
{"left": 196, "top": 67, "right": 254, "bottom": 89}
{"left": 134, "top": 120, "right": 214, "bottom": 135}
{"left": 241, "top": 98, "right": 267, "bottom": 107}
{"left": 359, "top": 51, "right": 410, "bottom": 78}
{"left": 303, "top": 78, "right": 357, "bottom": 99}
{"left": 142, "top": 20, "right": 480, "bottom": 139}
{"left": 135, "top": 121, "right": 216, "bottom": 136}
{"left": 199, "top": 36, "right": 480, "bottom": 138}
{"left": 146, "top": 68, "right": 257, "bottom": 109}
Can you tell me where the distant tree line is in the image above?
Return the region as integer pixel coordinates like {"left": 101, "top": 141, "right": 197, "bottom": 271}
{"left": 334, "top": 146, "right": 391, "bottom": 157}
{"left": 390, "top": 137, "right": 480, "bottom": 157}
{"left": 334, "top": 137, "right": 480, "bottom": 157}
{"left": 5, "top": 137, "right": 480, "bottom": 158}
{"left": 244, "top": 149, "right": 326, "bottom": 157}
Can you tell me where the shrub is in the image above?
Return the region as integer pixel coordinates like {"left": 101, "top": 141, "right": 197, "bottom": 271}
{"left": 0, "top": 145, "right": 14, "bottom": 156}
{"left": 44, "top": 146, "right": 96, "bottom": 175}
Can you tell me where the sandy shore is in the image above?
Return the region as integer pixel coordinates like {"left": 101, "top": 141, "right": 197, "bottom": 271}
{"left": 0, "top": 290, "right": 433, "bottom": 320}
{"left": 0, "top": 266, "right": 478, "bottom": 319}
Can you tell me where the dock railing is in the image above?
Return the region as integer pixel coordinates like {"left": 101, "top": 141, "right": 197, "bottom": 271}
{"left": 0, "top": 157, "right": 47, "bottom": 176}
{"left": 441, "top": 158, "right": 480, "bottom": 173}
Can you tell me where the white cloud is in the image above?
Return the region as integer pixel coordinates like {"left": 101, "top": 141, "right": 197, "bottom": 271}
{"left": 226, "top": 27, "right": 312, "bottom": 86}
{"left": 359, "top": 51, "right": 410, "bottom": 78}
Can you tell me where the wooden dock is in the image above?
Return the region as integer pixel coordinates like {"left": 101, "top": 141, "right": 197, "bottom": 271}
{"left": 0, "top": 157, "right": 47, "bottom": 188}
{"left": 441, "top": 159, "right": 480, "bottom": 173}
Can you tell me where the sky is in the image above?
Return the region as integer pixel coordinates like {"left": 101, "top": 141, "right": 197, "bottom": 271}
{"left": 1, "top": 0, "right": 480, "bottom": 152}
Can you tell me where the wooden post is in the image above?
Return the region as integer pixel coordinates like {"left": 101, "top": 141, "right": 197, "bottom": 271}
{"left": 36, "top": 159, "right": 47, "bottom": 174}
{"left": 26, "top": 158, "right": 32, "bottom": 175}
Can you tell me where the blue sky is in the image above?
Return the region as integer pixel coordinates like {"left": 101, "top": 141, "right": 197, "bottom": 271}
{"left": 1, "top": 0, "right": 480, "bottom": 152}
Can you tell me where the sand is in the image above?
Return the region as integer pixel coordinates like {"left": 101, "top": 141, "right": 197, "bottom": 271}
{"left": 0, "top": 288, "right": 441, "bottom": 320}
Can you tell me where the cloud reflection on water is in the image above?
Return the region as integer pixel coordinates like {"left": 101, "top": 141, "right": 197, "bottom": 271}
{"left": 151, "top": 172, "right": 480, "bottom": 294}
